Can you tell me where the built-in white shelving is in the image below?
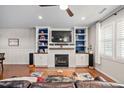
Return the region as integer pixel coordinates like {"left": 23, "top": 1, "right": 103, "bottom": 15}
{"left": 35, "top": 26, "right": 89, "bottom": 67}
{"left": 74, "top": 27, "right": 88, "bottom": 53}
{"left": 36, "top": 27, "right": 49, "bottom": 53}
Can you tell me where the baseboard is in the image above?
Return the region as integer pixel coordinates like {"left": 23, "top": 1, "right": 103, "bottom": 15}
{"left": 35, "top": 65, "right": 48, "bottom": 68}
{"left": 76, "top": 65, "right": 88, "bottom": 67}
{"left": 4, "top": 64, "right": 28, "bottom": 65}
{"left": 95, "top": 67, "right": 119, "bottom": 83}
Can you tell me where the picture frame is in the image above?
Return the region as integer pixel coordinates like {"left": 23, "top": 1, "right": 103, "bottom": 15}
{"left": 8, "top": 38, "right": 19, "bottom": 46}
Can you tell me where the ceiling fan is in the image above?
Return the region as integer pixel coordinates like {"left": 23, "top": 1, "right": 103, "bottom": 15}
{"left": 39, "top": 5, "right": 74, "bottom": 17}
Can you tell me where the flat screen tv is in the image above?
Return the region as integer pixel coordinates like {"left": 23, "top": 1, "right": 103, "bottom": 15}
{"left": 51, "top": 31, "right": 72, "bottom": 43}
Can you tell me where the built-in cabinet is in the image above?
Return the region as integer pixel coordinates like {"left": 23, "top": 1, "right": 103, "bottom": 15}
{"left": 34, "top": 26, "right": 89, "bottom": 67}
{"left": 74, "top": 27, "right": 89, "bottom": 67}
{"left": 76, "top": 54, "right": 89, "bottom": 67}
{"left": 34, "top": 54, "right": 48, "bottom": 67}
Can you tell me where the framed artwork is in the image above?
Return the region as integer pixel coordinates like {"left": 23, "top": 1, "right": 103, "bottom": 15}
{"left": 8, "top": 38, "right": 19, "bottom": 46}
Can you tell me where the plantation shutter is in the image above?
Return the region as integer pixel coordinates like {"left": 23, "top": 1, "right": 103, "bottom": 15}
{"left": 117, "top": 19, "right": 124, "bottom": 58}
{"left": 102, "top": 23, "right": 113, "bottom": 56}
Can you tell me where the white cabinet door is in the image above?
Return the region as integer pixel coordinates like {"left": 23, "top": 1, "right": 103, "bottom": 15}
{"left": 76, "top": 54, "right": 88, "bottom": 67}
{"left": 34, "top": 54, "right": 48, "bottom": 67}
{"left": 76, "top": 54, "right": 82, "bottom": 66}
{"left": 83, "top": 54, "right": 89, "bottom": 66}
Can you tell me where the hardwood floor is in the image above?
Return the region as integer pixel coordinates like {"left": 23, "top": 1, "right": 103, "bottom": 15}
{"left": 0, "top": 64, "right": 115, "bottom": 82}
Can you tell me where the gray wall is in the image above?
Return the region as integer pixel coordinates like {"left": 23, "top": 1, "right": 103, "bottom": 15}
{"left": 0, "top": 28, "right": 36, "bottom": 64}
{"left": 88, "top": 25, "right": 96, "bottom": 52}
{"left": 88, "top": 9, "right": 124, "bottom": 83}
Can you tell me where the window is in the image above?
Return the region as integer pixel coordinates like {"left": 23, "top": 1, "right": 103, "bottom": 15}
{"left": 100, "top": 17, "right": 124, "bottom": 62}
{"left": 101, "top": 23, "right": 114, "bottom": 57}
{"left": 117, "top": 19, "right": 124, "bottom": 59}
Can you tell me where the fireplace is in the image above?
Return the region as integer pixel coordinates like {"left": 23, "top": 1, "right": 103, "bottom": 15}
{"left": 55, "top": 54, "right": 69, "bottom": 67}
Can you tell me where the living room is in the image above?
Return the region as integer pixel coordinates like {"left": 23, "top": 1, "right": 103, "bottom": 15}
{"left": 0, "top": 1, "right": 124, "bottom": 91}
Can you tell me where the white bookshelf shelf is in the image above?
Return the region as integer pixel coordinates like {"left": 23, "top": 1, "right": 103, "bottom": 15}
{"left": 39, "top": 39, "right": 48, "bottom": 41}
{"left": 76, "top": 34, "right": 86, "bottom": 35}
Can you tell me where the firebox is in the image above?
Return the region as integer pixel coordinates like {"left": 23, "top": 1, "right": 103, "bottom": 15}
{"left": 55, "top": 54, "right": 69, "bottom": 67}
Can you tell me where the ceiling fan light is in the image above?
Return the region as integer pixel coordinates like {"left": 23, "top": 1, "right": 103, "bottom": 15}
{"left": 38, "top": 16, "right": 43, "bottom": 20}
{"left": 60, "top": 5, "right": 68, "bottom": 10}
{"left": 81, "top": 17, "right": 86, "bottom": 20}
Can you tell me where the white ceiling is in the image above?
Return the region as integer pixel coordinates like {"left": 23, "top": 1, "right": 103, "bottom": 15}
{"left": 0, "top": 5, "right": 119, "bottom": 28}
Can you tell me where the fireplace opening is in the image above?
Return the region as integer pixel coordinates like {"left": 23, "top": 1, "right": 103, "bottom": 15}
{"left": 55, "top": 54, "right": 69, "bottom": 67}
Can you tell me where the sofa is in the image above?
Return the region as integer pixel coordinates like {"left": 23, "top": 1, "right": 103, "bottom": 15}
{"left": 75, "top": 81, "right": 124, "bottom": 88}
{"left": 0, "top": 80, "right": 124, "bottom": 88}
{"left": 0, "top": 76, "right": 124, "bottom": 88}
{"left": 0, "top": 80, "right": 31, "bottom": 88}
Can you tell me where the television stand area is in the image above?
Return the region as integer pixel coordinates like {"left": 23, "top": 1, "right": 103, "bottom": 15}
{"left": 33, "top": 26, "right": 90, "bottom": 68}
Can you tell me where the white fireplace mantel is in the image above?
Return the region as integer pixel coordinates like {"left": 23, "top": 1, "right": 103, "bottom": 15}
{"left": 48, "top": 49, "right": 75, "bottom": 67}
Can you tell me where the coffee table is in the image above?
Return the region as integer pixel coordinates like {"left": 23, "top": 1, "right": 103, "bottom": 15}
{"left": 42, "top": 69, "right": 75, "bottom": 78}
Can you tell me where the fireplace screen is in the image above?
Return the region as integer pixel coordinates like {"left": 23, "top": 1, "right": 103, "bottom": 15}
{"left": 55, "top": 54, "right": 69, "bottom": 67}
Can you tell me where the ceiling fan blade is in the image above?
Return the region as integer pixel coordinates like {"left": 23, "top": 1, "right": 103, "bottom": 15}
{"left": 66, "top": 8, "right": 74, "bottom": 17}
{"left": 39, "top": 5, "right": 57, "bottom": 7}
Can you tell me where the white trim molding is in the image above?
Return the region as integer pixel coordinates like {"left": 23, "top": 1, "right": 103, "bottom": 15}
{"left": 95, "top": 22, "right": 101, "bottom": 65}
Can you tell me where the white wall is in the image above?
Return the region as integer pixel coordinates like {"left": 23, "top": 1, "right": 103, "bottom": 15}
{"left": 88, "top": 9, "right": 124, "bottom": 84}
{"left": 0, "top": 28, "right": 36, "bottom": 64}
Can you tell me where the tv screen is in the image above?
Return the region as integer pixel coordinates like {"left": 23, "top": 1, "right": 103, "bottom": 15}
{"left": 52, "top": 31, "right": 72, "bottom": 43}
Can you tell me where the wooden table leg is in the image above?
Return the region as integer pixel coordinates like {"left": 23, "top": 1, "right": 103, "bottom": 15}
{"left": 1, "top": 62, "right": 3, "bottom": 72}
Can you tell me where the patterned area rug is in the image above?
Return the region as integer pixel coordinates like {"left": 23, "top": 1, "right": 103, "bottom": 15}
{"left": 1, "top": 72, "right": 94, "bottom": 83}
{"left": 75, "top": 73, "right": 94, "bottom": 81}
{"left": 45, "top": 72, "right": 94, "bottom": 82}
{"left": 31, "top": 72, "right": 43, "bottom": 77}
{"left": 45, "top": 76, "right": 74, "bottom": 82}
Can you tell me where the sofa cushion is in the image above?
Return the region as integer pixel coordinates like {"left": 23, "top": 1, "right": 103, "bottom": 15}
{"left": 30, "top": 82, "right": 75, "bottom": 88}
{"left": 0, "top": 80, "right": 31, "bottom": 88}
{"left": 109, "top": 83, "right": 124, "bottom": 88}
{"left": 1, "top": 77, "right": 37, "bottom": 83}
{"left": 75, "top": 81, "right": 123, "bottom": 88}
